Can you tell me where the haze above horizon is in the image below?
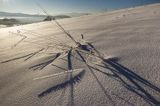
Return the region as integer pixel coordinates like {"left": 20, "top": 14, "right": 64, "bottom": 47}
{"left": 0, "top": 0, "right": 160, "bottom": 15}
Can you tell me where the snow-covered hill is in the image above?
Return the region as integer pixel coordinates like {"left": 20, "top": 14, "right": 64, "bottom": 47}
{"left": 0, "top": 3, "right": 160, "bottom": 106}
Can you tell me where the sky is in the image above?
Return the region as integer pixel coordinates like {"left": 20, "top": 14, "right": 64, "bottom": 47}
{"left": 0, "top": 0, "right": 160, "bottom": 15}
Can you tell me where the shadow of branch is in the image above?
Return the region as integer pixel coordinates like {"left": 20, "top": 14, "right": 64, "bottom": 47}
{"left": 38, "top": 70, "right": 85, "bottom": 97}
{"left": 97, "top": 58, "right": 160, "bottom": 105}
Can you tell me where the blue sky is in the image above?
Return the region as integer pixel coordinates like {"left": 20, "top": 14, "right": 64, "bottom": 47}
{"left": 0, "top": 0, "right": 160, "bottom": 15}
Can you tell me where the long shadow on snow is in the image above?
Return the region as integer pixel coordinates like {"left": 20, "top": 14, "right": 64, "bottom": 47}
{"left": 38, "top": 70, "right": 85, "bottom": 98}
{"left": 38, "top": 50, "right": 85, "bottom": 106}
{"left": 94, "top": 57, "right": 160, "bottom": 105}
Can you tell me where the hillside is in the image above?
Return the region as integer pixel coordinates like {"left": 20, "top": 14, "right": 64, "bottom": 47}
{"left": 0, "top": 3, "right": 160, "bottom": 106}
